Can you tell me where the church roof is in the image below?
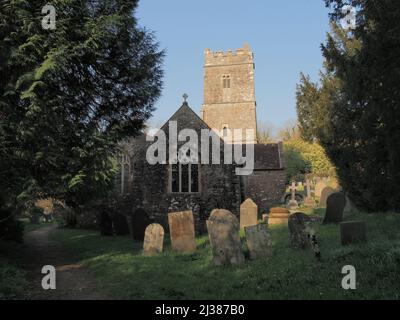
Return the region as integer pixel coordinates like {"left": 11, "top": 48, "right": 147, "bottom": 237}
{"left": 160, "top": 101, "right": 212, "bottom": 132}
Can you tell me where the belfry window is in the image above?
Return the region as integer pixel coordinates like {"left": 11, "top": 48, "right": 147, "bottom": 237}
{"left": 223, "top": 126, "right": 228, "bottom": 137}
{"left": 222, "top": 75, "right": 231, "bottom": 89}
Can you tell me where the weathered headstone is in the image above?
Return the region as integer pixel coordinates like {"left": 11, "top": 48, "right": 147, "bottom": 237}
{"left": 240, "top": 198, "right": 258, "bottom": 230}
{"left": 143, "top": 224, "right": 164, "bottom": 256}
{"left": 288, "top": 212, "right": 321, "bottom": 258}
{"left": 206, "top": 209, "right": 244, "bottom": 266}
{"left": 112, "top": 212, "right": 130, "bottom": 236}
{"left": 245, "top": 224, "right": 272, "bottom": 259}
{"left": 100, "top": 211, "right": 113, "bottom": 236}
{"left": 340, "top": 221, "right": 367, "bottom": 245}
{"left": 168, "top": 210, "right": 196, "bottom": 253}
{"left": 131, "top": 208, "right": 152, "bottom": 241}
{"left": 304, "top": 179, "right": 315, "bottom": 207}
{"left": 319, "top": 186, "right": 335, "bottom": 208}
{"left": 268, "top": 207, "right": 290, "bottom": 225}
{"left": 315, "top": 179, "right": 327, "bottom": 198}
{"left": 344, "top": 193, "right": 358, "bottom": 212}
{"left": 288, "top": 212, "right": 312, "bottom": 249}
{"left": 288, "top": 182, "right": 299, "bottom": 209}
{"left": 323, "top": 192, "right": 346, "bottom": 224}
{"left": 262, "top": 214, "right": 268, "bottom": 223}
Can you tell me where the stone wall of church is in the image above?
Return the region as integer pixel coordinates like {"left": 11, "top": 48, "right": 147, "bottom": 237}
{"left": 128, "top": 159, "right": 241, "bottom": 234}
{"left": 124, "top": 104, "right": 242, "bottom": 234}
{"left": 243, "top": 170, "right": 287, "bottom": 215}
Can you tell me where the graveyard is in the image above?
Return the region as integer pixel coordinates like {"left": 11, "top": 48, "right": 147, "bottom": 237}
{"left": 3, "top": 202, "right": 399, "bottom": 300}
{"left": 1, "top": 0, "right": 400, "bottom": 303}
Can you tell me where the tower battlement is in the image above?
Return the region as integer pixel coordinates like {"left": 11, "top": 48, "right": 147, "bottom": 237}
{"left": 204, "top": 43, "right": 254, "bottom": 66}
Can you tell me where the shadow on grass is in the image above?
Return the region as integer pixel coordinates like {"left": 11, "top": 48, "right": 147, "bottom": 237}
{"left": 49, "top": 210, "right": 400, "bottom": 300}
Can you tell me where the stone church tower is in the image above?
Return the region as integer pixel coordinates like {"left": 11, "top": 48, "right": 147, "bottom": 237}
{"left": 200, "top": 43, "right": 257, "bottom": 144}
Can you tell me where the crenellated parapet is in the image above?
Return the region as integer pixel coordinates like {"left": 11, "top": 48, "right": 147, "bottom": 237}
{"left": 204, "top": 43, "right": 254, "bottom": 66}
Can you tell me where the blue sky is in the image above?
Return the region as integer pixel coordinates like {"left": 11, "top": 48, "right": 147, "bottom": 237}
{"left": 136, "top": 1, "right": 331, "bottom": 129}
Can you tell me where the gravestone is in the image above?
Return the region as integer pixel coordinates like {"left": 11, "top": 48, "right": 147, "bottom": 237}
{"left": 244, "top": 224, "right": 272, "bottom": 259}
{"left": 304, "top": 179, "right": 315, "bottom": 207}
{"left": 268, "top": 207, "right": 290, "bottom": 225}
{"left": 240, "top": 198, "right": 258, "bottom": 230}
{"left": 112, "top": 212, "right": 130, "bottom": 236}
{"left": 168, "top": 210, "right": 196, "bottom": 253}
{"left": 288, "top": 212, "right": 321, "bottom": 257}
{"left": 344, "top": 193, "right": 358, "bottom": 212}
{"left": 288, "top": 212, "right": 312, "bottom": 249}
{"left": 206, "top": 209, "right": 244, "bottom": 266}
{"left": 262, "top": 214, "right": 268, "bottom": 223}
{"left": 323, "top": 192, "right": 346, "bottom": 224}
{"left": 340, "top": 221, "right": 367, "bottom": 245}
{"left": 319, "top": 187, "right": 335, "bottom": 208}
{"left": 288, "top": 182, "right": 299, "bottom": 209}
{"left": 100, "top": 211, "right": 113, "bottom": 236}
{"left": 132, "top": 208, "right": 153, "bottom": 241}
{"left": 315, "top": 179, "right": 327, "bottom": 198}
{"left": 143, "top": 223, "right": 164, "bottom": 256}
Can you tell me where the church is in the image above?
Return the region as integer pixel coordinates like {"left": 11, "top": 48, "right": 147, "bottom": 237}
{"left": 119, "top": 44, "right": 286, "bottom": 233}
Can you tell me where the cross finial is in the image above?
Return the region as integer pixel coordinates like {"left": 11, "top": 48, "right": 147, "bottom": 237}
{"left": 183, "top": 93, "right": 188, "bottom": 103}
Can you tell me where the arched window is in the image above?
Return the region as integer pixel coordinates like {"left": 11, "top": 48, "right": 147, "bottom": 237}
{"left": 223, "top": 126, "right": 228, "bottom": 137}
{"left": 120, "top": 153, "right": 131, "bottom": 195}
{"left": 170, "top": 150, "right": 200, "bottom": 193}
{"left": 170, "top": 163, "right": 199, "bottom": 193}
{"left": 222, "top": 75, "right": 231, "bottom": 89}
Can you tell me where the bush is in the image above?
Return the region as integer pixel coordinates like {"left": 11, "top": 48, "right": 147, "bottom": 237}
{"left": 27, "top": 206, "right": 43, "bottom": 224}
{"left": 0, "top": 207, "right": 24, "bottom": 243}
{"left": 284, "top": 139, "right": 336, "bottom": 182}
{"left": 0, "top": 261, "right": 27, "bottom": 299}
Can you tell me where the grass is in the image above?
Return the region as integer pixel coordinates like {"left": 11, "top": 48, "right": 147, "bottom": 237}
{"left": 0, "top": 241, "right": 27, "bottom": 300}
{"left": 0, "top": 220, "right": 54, "bottom": 299}
{"left": 50, "top": 209, "right": 400, "bottom": 300}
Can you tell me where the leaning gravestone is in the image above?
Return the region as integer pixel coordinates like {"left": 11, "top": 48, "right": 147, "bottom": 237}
{"left": 244, "top": 224, "right": 272, "bottom": 259}
{"left": 168, "top": 210, "right": 196, "bottom": 253}
{"left": 319, "top": 187, "right": 336, "bottom": 208}
{"left": 143, "top": 224, "right": 164, "bottom": 256}
{"left": 207, "top": 209, "right": 244, "bottom": 266}
{"left": 288, "top": 212, "right": 321, "bottom": 258}
{"left": 323, "top": 192, "right": 346, "bottom": 224}
{"left": 240, "top": 198, "right": 258, "bottom": 230}
{"left": 131, "top": 209, "right": 153, "bottom": 241}
{"left": 340, "top": 221, "right": 367, "bottom": 245}
{"left": 288, "top": 212, "right": 312, "bottom": 249}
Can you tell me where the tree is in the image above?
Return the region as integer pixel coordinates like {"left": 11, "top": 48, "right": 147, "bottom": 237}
{"left": 257, "top": 121, "right": 276, "bottom": 144}
{"left": 296, "top": 23, "right": 359, "bottom": 143}
{"left": 0, "top": 0, "right": 164, "bottom": 239}
{"left": 277, "top": 119, "right": 301, "bottom": 142}
{"left": 299, "top": 0, "right": 400, "bottom": 211}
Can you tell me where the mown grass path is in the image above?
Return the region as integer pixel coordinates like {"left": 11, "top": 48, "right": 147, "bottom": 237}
{"left": 18, "top": 225, "right": 111, "bottom": 300}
